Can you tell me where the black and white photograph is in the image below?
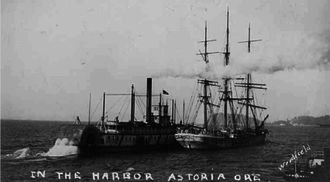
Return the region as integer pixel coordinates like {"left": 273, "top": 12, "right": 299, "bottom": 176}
{"left": 1, "top": 0, "right": 330, "bottom": 181}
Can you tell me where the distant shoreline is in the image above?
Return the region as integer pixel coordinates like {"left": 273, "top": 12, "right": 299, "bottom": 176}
{"left": 269, "top": 115, "right": 330, "bottom": 126}
{"left": 2, "top": 115, "right": 330, "bottom": 125}
{"left": 1, "top": 119, "right": 74, "bottom": 123}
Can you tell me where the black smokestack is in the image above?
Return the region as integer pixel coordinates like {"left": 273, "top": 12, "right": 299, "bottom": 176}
{"left": 146, "top": 78, "right": 152, "bottom": 123}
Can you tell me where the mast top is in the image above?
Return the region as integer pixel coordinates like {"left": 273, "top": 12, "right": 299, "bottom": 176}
{"left": 222, "top": 6, "right": 230, "bottom": 67}
{"left": 196, "top": 21, "right": 219, "bottom": 64}
{"left": 238, "top": 23, "right": 262, "bottom": 53}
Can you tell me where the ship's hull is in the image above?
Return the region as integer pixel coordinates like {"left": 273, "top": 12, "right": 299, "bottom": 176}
{"left": 175, "top": 131, "right": 266, "bottom": 149}
{"left": 55, "top": 124, "right": 179, "bottom": 154}
{"left": 79, "top": 133, "right": 179, "bottom": 154}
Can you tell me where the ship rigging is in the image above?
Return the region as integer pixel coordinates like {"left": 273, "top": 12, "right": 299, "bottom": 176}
{"left": 175, "top": 7, "right": 269, "bottom": 149}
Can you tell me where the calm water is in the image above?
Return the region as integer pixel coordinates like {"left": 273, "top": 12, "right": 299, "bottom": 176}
{"left": 1, "top": 120, "right": 330, "bottom": 182}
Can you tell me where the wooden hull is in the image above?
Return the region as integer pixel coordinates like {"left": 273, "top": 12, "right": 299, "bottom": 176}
{"left": 175, "top": 132, "right": 266, "bottom": 149}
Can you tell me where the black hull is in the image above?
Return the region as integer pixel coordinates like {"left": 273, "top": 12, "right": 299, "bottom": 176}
{"left": 54, "top": 124, "right": 180, "bottom": 155}
{"left": 175, "top": 132, "right": 267, "bottom": 149}
{"left": 78, "top": 143, "right": 180, "bottom": 154}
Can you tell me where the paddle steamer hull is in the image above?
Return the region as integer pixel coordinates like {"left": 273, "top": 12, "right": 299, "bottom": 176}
{"left": 55, "top": 124, "right": 179, "bottom": 154}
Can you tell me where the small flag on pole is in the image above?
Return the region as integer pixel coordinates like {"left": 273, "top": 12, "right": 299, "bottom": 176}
{"left": 163, "top": 89, "right": 169, "bottom": 95}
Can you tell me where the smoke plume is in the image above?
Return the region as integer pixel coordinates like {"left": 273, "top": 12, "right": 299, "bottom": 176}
{"left": 238, "top": 31, "right": 330, "bottom": 74}
{"left": 153, "top": 32, "right": 330, "bottom": 80}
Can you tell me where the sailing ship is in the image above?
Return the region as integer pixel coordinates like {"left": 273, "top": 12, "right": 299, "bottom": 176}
{"left": 55, "top": 78, "right": 178, "bottom": 154}
{"left": 175, "top": 8, "right": 269, "bottom": 149}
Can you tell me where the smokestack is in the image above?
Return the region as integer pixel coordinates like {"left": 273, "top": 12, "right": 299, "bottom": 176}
{"left": 146, "top": 78, "right": 152, "bottom": 123}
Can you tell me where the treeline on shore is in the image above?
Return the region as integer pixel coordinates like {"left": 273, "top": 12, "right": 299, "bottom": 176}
{"left": 270, "top": 115, "right": 330, "bottom": 126}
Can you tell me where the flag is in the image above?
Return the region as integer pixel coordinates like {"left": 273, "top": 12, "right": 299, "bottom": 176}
{"left": 163, "top": 89, "right": 169, "bottom": 95}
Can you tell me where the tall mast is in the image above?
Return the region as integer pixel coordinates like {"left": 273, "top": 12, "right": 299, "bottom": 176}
{"left": 159, "top": 93, "right": 162, "bottom": 124}
{"left": 204, "top": 21, "right": 208, "bottom": 63}
{"left": 223, "top": 7, "right": 230, "bottom": 129}
{"left": 197, "top": 21, "right": 219, "bottom": 130}
{"left": 203, "top": 21, "right": 208, "bottom": 129}
{"left": 246, "top": 24, "right": 250, "bottom": 129}
{"left": 237, "top": 23, "right": 262, "bottom": 53}
{"left": 174, "top": 99, "right": 177, "bottom": 124}
{"left": 130, "top": 84, "right": 135, "bottom": 123}
{"left": 203, "top": 80, "right": 208, "bottom": 129}
{"left": 102, "top": 92, "right": 105, "bottom": 125}
{"left": 246, "top": 74, "right": 250, "bottom": 129}
{"left": 88, "top": 93, "right": 91, "bottom": 125}
{"left": 183, "top": 99, "right": 185, "bottom": 124}
{"left": 171, "top": 99, "right": 174, "bottom": 124}
{"left": 172, "top": 99, "right": 176, "bottom": 124}
{"left": 225, "top": 7, "right": 230, "bottom": 66}
{"left": 238, "top": 23, "right": 262, "bottom": 130}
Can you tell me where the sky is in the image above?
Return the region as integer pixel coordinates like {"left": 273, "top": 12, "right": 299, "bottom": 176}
{"left": 1, "top": 0, "right": 330, "bottom": 122}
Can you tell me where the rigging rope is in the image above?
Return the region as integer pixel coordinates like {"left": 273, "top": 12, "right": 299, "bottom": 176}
{"left": 176, "top": 105, "right": 182, "bottom": 122}
{"left": 120, "top": 99, "right": 131, "bottom": 121}
{"left": 91, "top": 96, "right": 103, "bottom": 120}
{"left": 189, "top": 92, "right": 201, "bottom": 124}
{"left": 211, "top": 86, "right": 218, "bottom": 106}
{"left": 186, "top": 81, "right": 198, "bottom": 122}
{"left": 236, "top": 78, "right": 245, "bottom": 126}
{"left": 214, "top": 85, "right": 222, "bottom": 121}
{"left": 215, "top": 93, "right": 223, "bottom": 125}
{"left": 136, "top": 91, "right": 146, "bottom": 109}
{"left": 136, "top": 97, "right": 145, "bottom": 117}
{"left": 261, "top": 90, "right": 267, "bottom": 118}
{"left": 134, "top": 90, "right": 145, "bottom": 116}
{"left": 118, "top": 93, "right": 130, "bottom": 117}
{"left": 191, "top": 102, "right": 202, "bottom": 125}
{"left": 105, "top": 87, "right": 131, "bottom": 116}
{"left": 130, "top": 88, "right": 143, "bottom": 119}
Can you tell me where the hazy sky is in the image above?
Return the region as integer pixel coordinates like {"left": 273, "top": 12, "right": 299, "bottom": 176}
{"left": 1, "top": 0, "right": 330, "bottom": 122}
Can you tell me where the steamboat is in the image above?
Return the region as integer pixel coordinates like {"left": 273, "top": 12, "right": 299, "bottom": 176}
{"left": 55, "top": 78, "right": 178, "bottom": 154}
